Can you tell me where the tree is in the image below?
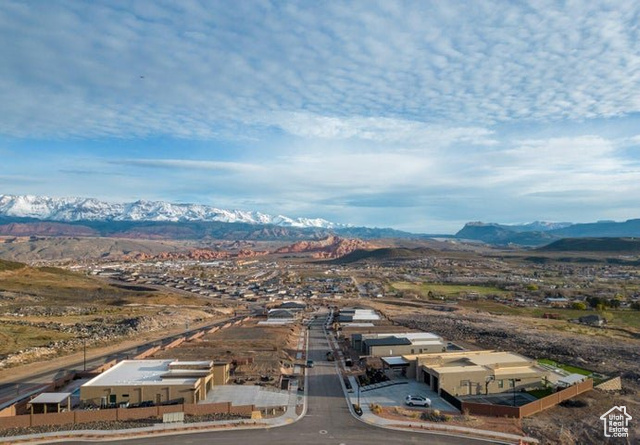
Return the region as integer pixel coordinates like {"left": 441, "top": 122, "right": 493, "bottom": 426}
{"left": 571, "top": 302, "right": 587, "bottom": 310}
{"left": 631, "top": 302, "right": 640, "bottom": 311}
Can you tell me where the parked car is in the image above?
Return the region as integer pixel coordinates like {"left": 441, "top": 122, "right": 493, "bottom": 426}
{"left": 405, "top": 395, "right": 431, "bottom": 407}
{"left": 306, "top": 360, "right": 314, "bottom": 368}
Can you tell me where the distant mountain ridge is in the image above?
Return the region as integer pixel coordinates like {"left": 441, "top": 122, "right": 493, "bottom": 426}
{"left": 456, "top": 219, "right": 640, "bottom": 246}
{"left": 538, "top": 237, "right": 640, "bottom": 253}
{"left": 0, "top": 194, "right": 346, "bottom": 229}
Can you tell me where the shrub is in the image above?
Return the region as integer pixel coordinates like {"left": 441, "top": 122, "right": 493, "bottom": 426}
{"left": 369, "top": 403, "right": 383, "bottom": 414}
{"left": 420, "top": 409, "right": 450, "bottom": 422}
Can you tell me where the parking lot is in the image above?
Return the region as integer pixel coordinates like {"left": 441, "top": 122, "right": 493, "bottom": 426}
{"left": 358, "top": 378, "right": 459, "bottom": 413}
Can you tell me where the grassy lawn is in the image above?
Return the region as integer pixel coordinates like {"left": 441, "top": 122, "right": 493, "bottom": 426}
{"left": 391, "top": 282, "right": 509, "bottom": 299}
{"left": 526, "top": 388, "right": 554, "bottom": 399}
{"left": 538, "top": 359, "right": 592, "bottom": 376}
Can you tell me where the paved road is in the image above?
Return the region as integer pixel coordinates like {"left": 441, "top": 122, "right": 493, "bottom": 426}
{"left": 66, "top": 317, "right": 497, "bottom": 445}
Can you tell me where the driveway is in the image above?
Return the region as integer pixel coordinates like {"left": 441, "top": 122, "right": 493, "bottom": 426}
{"left": 358, "top": 378, "right": 459, "bottom": 412}
{"left": 201, "top": 384, "right": 289, "bottom": 408}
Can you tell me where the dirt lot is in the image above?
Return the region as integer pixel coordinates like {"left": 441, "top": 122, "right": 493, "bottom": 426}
{"left": 522, "top": 389, "right": 639, "bottom": 445}
{"left": 151, "top": 321, "right": 302, "bottom": 385}
{"left": 377, "top": 406, "right": 523, "bottom": 436}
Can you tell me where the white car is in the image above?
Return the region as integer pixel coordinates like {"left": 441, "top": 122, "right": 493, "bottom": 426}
{"left": 405, "top": 395, "right": 431, "bottom": 407}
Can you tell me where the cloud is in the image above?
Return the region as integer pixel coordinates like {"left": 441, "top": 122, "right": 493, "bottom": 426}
{"left": 2, "top": 1, "right": 640, "bottom": 140}
{"left": 4, "top": 1, "right": 640, "bottom": 232}
{"left": 109, "top": 159, "right": 263, "bottom": 173}
{"left": 274, "top": 114, "right": 497, "bottom": 146}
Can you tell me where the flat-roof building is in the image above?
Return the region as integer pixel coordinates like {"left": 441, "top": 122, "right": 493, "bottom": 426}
{"left": 80, "top": 360, "right": 229, "bottom": 407}
{"left": 403, "top": 350, "right": 548, "bottom": 397}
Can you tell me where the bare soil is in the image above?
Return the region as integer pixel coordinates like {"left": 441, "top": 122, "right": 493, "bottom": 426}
{"left": 151, "top": 321, "right": 302, "bottom": 383}
{"left": 376, "top": 406, "right": 524, "bottom": 436}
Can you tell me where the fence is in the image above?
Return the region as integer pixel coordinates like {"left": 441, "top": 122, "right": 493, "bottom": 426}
{"left": 0, "top": 401, "right": 256, "bottom": 430}
{"left": 461, "top": 379, "right": 593, "bottom": 419}
{"left": 134, "top": 346, "right": 162, "bottom": 360}
{"left": 518, "top": 379, "right": 593, "bottom": 417}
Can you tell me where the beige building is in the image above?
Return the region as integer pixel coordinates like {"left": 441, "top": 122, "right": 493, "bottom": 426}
{"left": 80, "top": 360, "right": 229, "bottom": 407}
{"left": 403, "top": 350, "right": 548, "bottom": 397}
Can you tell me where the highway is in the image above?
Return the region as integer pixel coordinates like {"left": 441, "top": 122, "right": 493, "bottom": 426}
{"left": 67, "top": 316, "right": 498, "bottom": 445}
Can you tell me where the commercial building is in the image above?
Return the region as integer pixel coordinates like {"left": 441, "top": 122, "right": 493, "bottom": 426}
{"left": 80, "top": 360, "right": 229, "bottom": 407}
{"left": 404, "top": 350, "right": 548, "bottom": 397}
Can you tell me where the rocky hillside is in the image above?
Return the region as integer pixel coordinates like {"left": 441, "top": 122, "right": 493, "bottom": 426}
{"left": 274, "top": 235, "right": 375, "bottom": 259}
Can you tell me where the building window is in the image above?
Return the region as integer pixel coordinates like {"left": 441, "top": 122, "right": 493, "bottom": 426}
{"left": 498, "top": 380, "right": 504, "bottom": 389}
{"left": 460, "top": 380, "right": 470, "bottom": 387}
{"left": 122, "top": 394, "right": 129, "bottom": 398}
{"left": 509, "top": 379, "right": 514, "bottom": 388}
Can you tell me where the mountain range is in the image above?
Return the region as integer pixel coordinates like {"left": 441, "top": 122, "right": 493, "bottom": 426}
{"left": 0, "top": 194, "right": 345, "bottom": 229}
{"left": 4, "top": 194, "right": 640, "bottom": 247}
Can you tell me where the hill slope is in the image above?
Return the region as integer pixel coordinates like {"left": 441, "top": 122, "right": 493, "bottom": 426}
{"left": 538, "top": 237, "right": 640, "bottom": 253}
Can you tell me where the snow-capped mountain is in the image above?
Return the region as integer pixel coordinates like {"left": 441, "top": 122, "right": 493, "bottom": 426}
{"left": 0, "top": 195, "right": 348, "bottom": 229}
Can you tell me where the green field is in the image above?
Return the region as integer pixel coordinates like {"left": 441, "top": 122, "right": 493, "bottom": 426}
{"left": 390, "top": 282, "right": 508, "bottom": 299}
{"left": 456, "top": 300, "right": 640, "bottom": 331}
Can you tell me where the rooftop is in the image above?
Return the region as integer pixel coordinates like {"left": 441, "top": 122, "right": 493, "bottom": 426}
{"left": 83, "top": 360, "right": 200, "bottom": 387}
{"left": 364, "top": 336, "right": 412, "bottom": 347}
{"left": 28, "top": 393, "right": 71, "bottom": 405}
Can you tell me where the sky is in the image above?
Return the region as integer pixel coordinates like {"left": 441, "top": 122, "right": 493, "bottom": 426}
{"left": 2, "top": 1, "right": 640, "bottom": 233}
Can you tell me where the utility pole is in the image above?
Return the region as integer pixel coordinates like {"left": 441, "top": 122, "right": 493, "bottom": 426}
{"left": 83, "top": 337, "right": 87, "bottom": 372}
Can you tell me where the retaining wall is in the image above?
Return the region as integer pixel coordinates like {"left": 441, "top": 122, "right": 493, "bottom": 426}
{"left": 165, "top": 337, "right": 186, "bottom": 349}
{"left": 134, "top": 346, "right": 162, "bottom": 360}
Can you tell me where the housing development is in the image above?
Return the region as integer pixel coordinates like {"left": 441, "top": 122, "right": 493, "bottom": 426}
{"left": 0, "top": 234, "right": 637, "bottom": 444}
